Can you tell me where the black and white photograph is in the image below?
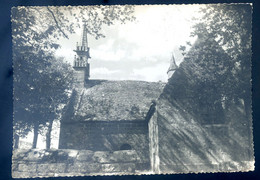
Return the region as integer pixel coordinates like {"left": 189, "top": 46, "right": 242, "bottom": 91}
{"left": 11, "top": 4, "right": 254, "bottom": 178}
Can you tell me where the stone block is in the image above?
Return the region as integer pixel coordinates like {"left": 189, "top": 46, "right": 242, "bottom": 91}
{"left": 101, "top": 163, "right": 135, "bottom": 173}
{"left": 55, "top": 163, "right": 67, "bottom": 173}
{"left": 37, "top": 172, "right": 55, "bottom": 177}
{"left": 12, "top": 162, "right": 19, "bottom": 172}
{"left": 53, "top": 172, "right": 74, "bottom": 177}
{"left": 18, "top": 163, "right": 37, "bottom": 173}
{"left": 42, "top": 150, "right": 70, "bottom": 163}
{"left": 17, "top": 149, "right": 45, "bottom": 161}
{"left": 12, "top": 149, "right": 30, "bottom": 160}
{"left": 12, "top": 171, "right": 32, "bottom": 178}
{"left": 76, "top": 150, "right": 94, "bottom": 162}
{"left": 43, "top": 163, "right": 67, "bottom": 173}
{"left": 93, "top": 150, "right": 139, "bottom": 164}
{"left": 56, "top": 153, "right": 69, "bottom": 162}
{"left": 93, "top": 151, "right": 113, "bottom": 163}
{"left": 112, "top": 150, "right": 139, "bottom": 163}
{"left": 67, "top": 162, "right": 101, "bottom": 173}
{"left": 37, "top": 163, "right": 52, "bottom": 173}
{"left": 67, "top": 149, "right": 79, "bottom": 158}
{"left": 12, "top": 171, "right": 22, "bottom": 178}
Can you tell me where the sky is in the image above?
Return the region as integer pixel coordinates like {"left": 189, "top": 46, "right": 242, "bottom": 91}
{"left": 19, "top": 5, "right": 204, "bottom": 149}
{"left": 55, "top": 5, "right": 202, "bottom": 82}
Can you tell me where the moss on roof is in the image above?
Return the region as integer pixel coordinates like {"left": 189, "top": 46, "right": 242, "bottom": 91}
{"left": 63, "top": 80, "right": 165, "bottom": 122}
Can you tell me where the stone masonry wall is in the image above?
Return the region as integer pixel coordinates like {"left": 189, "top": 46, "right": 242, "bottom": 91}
{"left": 73, "top": 69, "right": 85, "bottom": 88}
{"left": 155, "top": 98, "right": 254, "bottom": 173}
{"left": 59, "top": 121, "right": 150, "bottom": 170}
{"left": 12, "top": 149, "right": 140, "bottom": 178}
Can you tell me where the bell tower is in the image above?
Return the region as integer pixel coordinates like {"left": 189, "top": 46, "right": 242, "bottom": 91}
{"left": 73, "top": 22, "right": 91, "bottom": 88}
{"left": 167, "top": 53, "right": 178, "bottom": 79}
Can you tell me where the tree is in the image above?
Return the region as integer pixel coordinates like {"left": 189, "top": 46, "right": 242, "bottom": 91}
{"left": 180, "top": 4, "right": 252, "bottom": 119}
{"left": 13, "top": 53, "right": 73, "bottom": 148}
{"left": 12, "top": 6, "right": 136, "bottom": 148}
{"left": 13, "top": 51, "right": 54, "bottom": 148}
{"left": 40, "top": 58, "right": 73, "bottom": 149}
{"left": 12, "top": 6, "right": 135, "bottom": 52}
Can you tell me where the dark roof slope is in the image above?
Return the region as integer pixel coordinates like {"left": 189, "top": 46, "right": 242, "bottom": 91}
{"left": 160, "top": 35, "right": 231, "bottom": 124}
{"left": 162, "top": 35, "right": 231, "bottom": 97}
{"left": 62, "top": 80, "right": 165, "bottom": 122}
{"left": 156, "top": 35, "right": 253, "bottom": 167}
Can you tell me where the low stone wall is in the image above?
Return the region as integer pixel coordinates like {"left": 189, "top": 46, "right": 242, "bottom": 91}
{"left": 12, "top": 149, "right": 141, "bottom": 178}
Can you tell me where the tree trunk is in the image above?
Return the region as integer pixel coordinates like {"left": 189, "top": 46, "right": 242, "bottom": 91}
{"left": 32, "top": 121, "right": 39, "bottom": 149}
{"left": 46, "top": 120, "right": 54, "bottom": 149}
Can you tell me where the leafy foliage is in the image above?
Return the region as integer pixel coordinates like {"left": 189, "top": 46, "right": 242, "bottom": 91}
{"left": 191, "top": 4, "right": 251, "bottom": 59}
{"left": 12, "top": 6, "right": 136, "bottom": 52}
{"left": 13, "top": 55, "right": 73, "bottom": 148}
{"left": 179, "top": 4, "right": 252, "bottom": 115}
{"left": 12, "top": 5, "right": 136, "bottom": 148}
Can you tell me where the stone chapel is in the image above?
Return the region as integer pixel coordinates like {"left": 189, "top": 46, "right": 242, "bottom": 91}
{"left": 59, "top": 23, "right": 165, "bottom": 171}
{"left": 59, "top": 24, "right": 254, "bottom": 173}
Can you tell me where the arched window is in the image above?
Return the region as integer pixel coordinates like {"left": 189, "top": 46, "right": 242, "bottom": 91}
{"left": 120, "top": 143, "right": 132, "bottom": 150}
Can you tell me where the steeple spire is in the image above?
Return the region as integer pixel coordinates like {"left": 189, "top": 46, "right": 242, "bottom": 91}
{"left": 167, "top": 53, "right": 178, "bottom": 79}
{"left": 80, "top": 21, "right": 88, "bottom": 48}
{"left": 73, "top": 22, "right": 92, "bottom": 88}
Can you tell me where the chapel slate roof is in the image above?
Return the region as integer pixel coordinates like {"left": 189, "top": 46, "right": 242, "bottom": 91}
{"left": 160, "top": 35, "right": 231, "bottom": 123}
{"left": 62, "top": 80, "right": 165, "bottom": 122}
{"left": 162, "top": 35, "right": 231, "bottom": 96}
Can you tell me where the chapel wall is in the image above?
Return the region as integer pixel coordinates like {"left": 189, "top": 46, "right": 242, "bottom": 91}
{"left": 154, "top": 97, "right": 254, "bottom": 173}
{"left": 59, "top": 121, "right": 150, "bottom": 170}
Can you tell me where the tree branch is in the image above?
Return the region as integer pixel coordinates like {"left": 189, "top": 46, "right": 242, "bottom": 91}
{"left": 46, "top": 6, "right": 68, "bottom": 39}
